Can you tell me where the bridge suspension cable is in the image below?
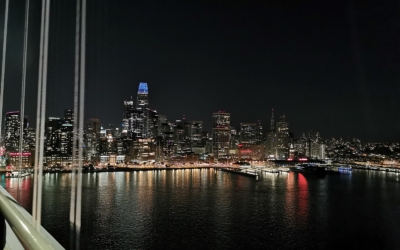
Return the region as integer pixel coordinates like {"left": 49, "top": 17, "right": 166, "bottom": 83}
{"left": 0, "top": 0, "right": 9, "bottom": 143}
{"left": 18, "top": 0, "right": 30, "bottom": 201}
{"left": 32, "top": 0, "right": 51, "bottom": 231}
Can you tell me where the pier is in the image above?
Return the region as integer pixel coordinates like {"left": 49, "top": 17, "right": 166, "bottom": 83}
{"left": 220, "top": 168, "right": 259, "bottom": 179}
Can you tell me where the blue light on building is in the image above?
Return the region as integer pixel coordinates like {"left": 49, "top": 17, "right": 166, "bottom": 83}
{"left": 138, "top": 82, "right": 148, "bottom": 94}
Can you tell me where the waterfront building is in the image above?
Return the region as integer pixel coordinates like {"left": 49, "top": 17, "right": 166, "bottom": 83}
{"left": 44, "top": 110, "right": 74, "bottom": 166}
{"left": 4, "top": 111, "right": 28, "bottom": 151}
{"left": 212, "top": 111, "right": 231, "bottom": 162}
{"left": 238, "top": 143, "right": 264, "bottom": 161}
{"left": 238, "top": 121, "right": 264, "bottom": 160}
{"left": 4, "top": 111, "right": 35, "bottom": 166}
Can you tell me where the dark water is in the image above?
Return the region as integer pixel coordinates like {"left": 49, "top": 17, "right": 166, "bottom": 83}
{"left": 1, "top": 169, "right": 400, "bottom": 249}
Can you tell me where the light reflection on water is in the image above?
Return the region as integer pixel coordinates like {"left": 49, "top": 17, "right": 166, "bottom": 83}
{"left": 0, "top": 169, "right": 400, "bottom": 249}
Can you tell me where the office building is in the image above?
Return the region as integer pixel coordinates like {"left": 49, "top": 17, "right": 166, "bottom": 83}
{"left": 136, "top": 82, "right": 149, "bottom": 137}
{"left": 212, "top": 111, "right": 231, "bottom": 162}
{"left": 265, "top": 109, "right": 277, "bottom": 159}
{"left": 276, "top": 114, "right": 289, "bottom": 159}
{"left": 85, "top": 118, "right": 101, "bottom": 161}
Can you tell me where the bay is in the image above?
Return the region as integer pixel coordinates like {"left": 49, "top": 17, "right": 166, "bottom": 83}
{"left": 1, "top": 169, "right": 400, "bottom": 249}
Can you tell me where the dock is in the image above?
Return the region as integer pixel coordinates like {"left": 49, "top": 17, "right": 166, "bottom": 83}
{"left": 221, "top": 168, "right": 259, "bottom": 179}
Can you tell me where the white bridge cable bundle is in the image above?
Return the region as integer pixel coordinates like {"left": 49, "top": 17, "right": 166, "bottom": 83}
{"left": 0, "top": 0, "right": 9, "bottom": 142}
{"left": 70, "top": 0, "right": 86, "bottom": 231}
{"left": 32, "top": 0, "right": 51, "bottom": 231}
{"left": 76, "top": 0, "right": 86, "bottom": 229}
{"left": 18, "top": 0, "right": 30, "bottom": 201}
{"left": 32, "top": 0, "right": 46, "bottom": 225}
{"left": 70, "top": 0, "right": 81, "bottom": 225}
{"left": 36, "top": 0, "right": 51, "bottom": 230}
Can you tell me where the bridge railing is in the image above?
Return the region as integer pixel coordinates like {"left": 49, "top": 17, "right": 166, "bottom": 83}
{"left": 0, "top": 186, "right": 64, "bottom": 250}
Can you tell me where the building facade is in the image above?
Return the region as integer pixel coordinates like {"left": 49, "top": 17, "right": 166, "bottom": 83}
{"left": 212, "top": 111, "right": 231, "bottom": 162}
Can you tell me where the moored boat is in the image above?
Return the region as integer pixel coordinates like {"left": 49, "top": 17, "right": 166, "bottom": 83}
{"left": 290, "top": 164, "right": 327, "bottom": 175}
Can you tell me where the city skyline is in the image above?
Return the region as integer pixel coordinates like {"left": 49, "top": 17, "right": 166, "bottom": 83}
{"left": 1, "top": 81, "right": 396, "bottom": 144}
{"left": 0, "top": 0, "right": 398, "bottom": 142}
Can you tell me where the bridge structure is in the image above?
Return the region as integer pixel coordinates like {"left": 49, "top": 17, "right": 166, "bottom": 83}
{"left": 0, "top": 0, "right": 87, "bottom": 248}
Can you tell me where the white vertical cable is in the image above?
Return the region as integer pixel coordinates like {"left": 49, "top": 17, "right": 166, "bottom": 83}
{"left": 36, "top": 0, "right": 50, "bottom": 230}
{"left": 75, "top": 0, "right": 86, "bottom": 229}
{"left": 0, "top": 0, "right": 9, "bottom": 142}
{"left": 70, "top": 0, "right": 80, "bottom": 224}
{"left": 18, "top": 0, "right": 30, "bottom": 201}
{"left": 32, "top": 0, "right": 46, "bottom": 223}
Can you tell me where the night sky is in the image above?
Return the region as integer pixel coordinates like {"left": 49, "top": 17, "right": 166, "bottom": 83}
{"left": 0, "top": 0, "right": 399, "bottom": 141}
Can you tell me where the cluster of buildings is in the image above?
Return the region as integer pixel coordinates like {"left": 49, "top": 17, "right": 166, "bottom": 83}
{"left": 2, "top": 82, "right": 398, "bottom": 167}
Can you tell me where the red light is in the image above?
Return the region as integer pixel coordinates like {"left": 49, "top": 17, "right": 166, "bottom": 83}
{"left": 9, "top": 152, "right": 31, "bottom": 157}
{"left": 288, "top": 158, "right": 293, "bottom": 161}
{"left": 240, "top": 149, "right": 252, "bottom": 153}
{"left": 299, "top": 158, "right": 307, "bottom": 161}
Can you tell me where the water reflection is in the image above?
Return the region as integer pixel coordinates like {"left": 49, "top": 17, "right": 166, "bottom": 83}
{"left": 1, "top": 170, "right": 400, "bottom": 249}
{"left": 297, "top": 174, "right": 309, "bottom": 221}
{"left": 0, "top": 174, "right": 32, "bottom": 212}
{"left": 285, "top": 172, "right": 309, "bottom": 226}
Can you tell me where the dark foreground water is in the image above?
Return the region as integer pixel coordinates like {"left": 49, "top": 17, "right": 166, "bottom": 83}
{"left": 1, "top": 169, "right": 400, "bottom": 249}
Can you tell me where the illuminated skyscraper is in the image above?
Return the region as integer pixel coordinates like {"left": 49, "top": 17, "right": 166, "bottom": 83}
{"left": 123, "top": 99, "right": 144, "bottom": 139}
{"left": 4, "top": 111, "right": 28, "bottom": 151}
{"left": 85, "top": 118, "right": 101, "bottom": 160}
{"left": 60, "top": 109, "right": 74, "bottom": 156}
{"left": 212, "top": 111, "right": 231, "bottom": 162}
{"left": 136, "top": 82, "right": 149, "bottom": 110}
{"left": 240, "top": 123, "right": 256, "bottom": 143}
{"left": 45, "top": 117, "right": 62, "bottom": 155}
{"left": 136, "top": 82, "right": 149, "bottom": 137}
{"left": 276, "top": 114, "right": 289, "bottom": 159}
{"left": 148, "top": 109, "right": 159, "bottom": 139}
{"left": 265, "top": 109, "right": 277, "bottom": 159}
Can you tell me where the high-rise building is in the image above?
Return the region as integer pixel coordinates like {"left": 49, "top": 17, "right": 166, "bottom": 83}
{"left": 265, "top": 109, "right": 277, "bottom": 159}
{"left": 60, "top": 109, "right": 74, "bottom": 156}
{"left": 240, "top": 123, "right": 256, "bottom": 144}
{"left": 148, "top": 109, "right": 159, "bottom": 139}
{"left": 136, "top": 82, "right": 149, "bottom": 110}
{"left": 85, "top": 118, "right": 101, "bottom": 161}
{"left": 123, "top": 100, "right": 144, "bottom": 139}
{"left": 212, "top": 111, "right": 231, "bottom": 162}
{"left": 4, "top": 111, "right": 21, "bottom": 151}
{"left": 238, "top": 121, "right": 264, "bottom": 160}
{"left": 4, "top": 111, "right": 29, "bottom": 151}
{"left": 157, "top": 115, "right": 167, "bottom": 136}
{"left": 45, "top": 117, "right": 62, "bottom": 155}
{"left": 190, "top": 121, "right": 203, "bottom": 145}
{"left": 276, "top": 114, "right": 289, "bottom": 159}
{"left": 136, "top": 82, "right": 149, "bottom": 137}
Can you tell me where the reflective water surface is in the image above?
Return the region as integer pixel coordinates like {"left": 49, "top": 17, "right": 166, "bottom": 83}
{"left": 1, "top": 169, "right": 400, "bottom": 249}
